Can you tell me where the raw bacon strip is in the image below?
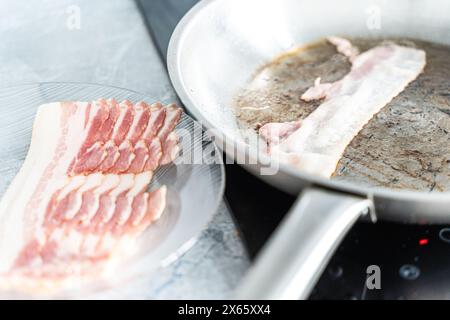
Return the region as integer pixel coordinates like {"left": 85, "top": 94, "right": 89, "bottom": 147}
{"left": 127, "top": 140, "right": 150, "bottom": 173}
{"left": 81, "top": 172, "right": 157, "bottom": 255}
{"left": 141, "top": 102, "right": 166, "bottom": 140}
{"left": 143, "top": 139, "right": 163, "bottom": 171}
{"left": 138, "top": 104, "right": 180, "bottom": 170}
{"left": 65, "top": 175, "right": 122, "bottom": 228}
{"left": 160, "top": 132, "right": 180, "bottom": 165}
{"left": 79, "top": 100, "right": 109, "bottom": 150}
{"left": 125, "top": 186, "right": 167, "bottom": 235}
{"left": 77, "top": 174, "right": 121, "bottom": 225}
{"left": 0, "top": 99, "right": 180, "bottom": 293}
{"left": 61, "top": 173, "right": 104, "bottom": 221}
{"left": 125, "top": 102, "right": 151, "bottom": 144}
{"left": 69, "top": 100, "right": 109, "bottom": 175}
{"left": 80, "top": 173, "right": 154, "bottom": 256}
{"left": 92, "top": 103, "right": 177, "bottom": 174}
{"left": 71, "top": 141, "right": 108, "bottom": 174}
{"left": 13, "top": 174, "right": 105, "bottom": 272}
{"left": 264, "top": 39, "right": 426, "bottom": 177}
{"left": 157, "top": 105, "right": 181, "bottom": 141}
{"left": 72, "top": 192, "right": 99, "bottom": 227}
{"left": 102, "top": 186, "right": 167, "bottom": 253}
{"left": 111, "top": 140, "right": 136, "bottom": 173}
{"left": 44, "top": 176, "right": 86, "bottom": 227}
{"left": 48, "top": 189, "right": 79, "bottom": 226}
{"left": 12, "top": 174, "right": 159, "bottom": 278}
{"left": 13, "top": 173, "right": 149, "bottom": 278}
{"left": 99, "top": 99, "right": 121, "bottom": 141}
{"left": 81, "top": 172, "right": 160, "bottom": 256}
{"left": 98, "top": 174, "right": 135, "bottom": 224}
{"left": 126, "top": 193, "right": 149, "bottom": 228}
{"left": 111, "top": 100, "right": 134, "bottom": 146}
{"left": 155, "top": 104, "right": 182, "bottom": 165}
{"left": 98, "top": 141, "right": 120, "bottom": 172}
{"left": 45, "top": 175, "right": 96, "bottom": 228}
{"left": 60, "top": 173, "right": 126, "bottom": 258}
{"left": 108, "top": 172, "right": 153, "bottom": 228}
{"left": 74, "top": 103, "right": 180, "bottom": 175}
{"left": 73, "top": 99, "right": 121, "bottom": 173}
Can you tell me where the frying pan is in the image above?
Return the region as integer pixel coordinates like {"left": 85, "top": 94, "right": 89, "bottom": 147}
{"left": 167, "top": 0, "right": 450, "bottom": 299}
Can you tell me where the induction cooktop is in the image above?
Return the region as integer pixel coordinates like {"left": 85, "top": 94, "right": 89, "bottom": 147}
{"left": 137, "top": 0, "right": 450, "bottom": 300}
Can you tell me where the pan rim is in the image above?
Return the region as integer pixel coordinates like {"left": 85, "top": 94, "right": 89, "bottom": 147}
{"left": 167, "top": 0, "right": 450, "bottom": 203}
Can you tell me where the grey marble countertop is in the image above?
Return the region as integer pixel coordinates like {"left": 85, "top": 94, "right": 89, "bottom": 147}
{"left": 0, "top": 0, "right": 249, "bottom": 299}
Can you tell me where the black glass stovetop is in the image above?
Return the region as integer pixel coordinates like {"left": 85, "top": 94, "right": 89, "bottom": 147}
{"left": 137, "top": 0, "right": 450, "bottom": 300}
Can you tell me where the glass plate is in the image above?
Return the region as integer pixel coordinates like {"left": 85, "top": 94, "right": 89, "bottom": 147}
{"left": 0, "top": 82, "right": 225, "bottom": 298}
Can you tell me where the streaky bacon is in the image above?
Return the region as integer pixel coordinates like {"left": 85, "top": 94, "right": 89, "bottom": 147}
{"left": 98, "top": 141, "right": 120, "bottom": 172}
{"left": 69, "top": 100, "right": 109, "bottom": 175}
{"left": 113, "top": 140, "right": 136, "bottom": 173}
{"left": 125, "top": 102, "right": 151, "bottom": 145}
{"left": 111, "top": 100, "right": 134, "bottom": 146}
{"left": 128, "top": 140, "right": 150, "bottom": 174}
{"left": 143, "top": 139, "right": 163, "bottom": 172}
{"left": 0, "top": 99, "right": 181, "bottom": 293}
{"left": 141, "top": 102, "right": 166, "bottom": 140}
{"left": 156, "top": 104, "right": 182, "bottom": 165}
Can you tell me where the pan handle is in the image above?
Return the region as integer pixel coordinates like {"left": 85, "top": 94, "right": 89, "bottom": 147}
{"left": 235, "top": 187, "right": 372, "bottom": 300}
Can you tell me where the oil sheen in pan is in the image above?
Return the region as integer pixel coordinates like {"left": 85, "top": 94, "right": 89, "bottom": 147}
{"left": 234, "top": 38, "right": 450, "bottom": 192}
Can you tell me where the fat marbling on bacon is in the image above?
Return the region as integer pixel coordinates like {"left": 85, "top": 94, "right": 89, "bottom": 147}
{"left": 260, "top": 37, "right": 426, "bottom": 177}
{"left": 0, "top": 98, "right": 181, "bottom": 292}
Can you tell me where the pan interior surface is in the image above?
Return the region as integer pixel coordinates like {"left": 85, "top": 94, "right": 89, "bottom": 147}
{"left": 168, "top": 0, "right": 450, "bottom": 204}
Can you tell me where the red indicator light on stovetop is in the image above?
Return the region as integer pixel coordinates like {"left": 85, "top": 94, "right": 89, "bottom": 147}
{"left": 419, "top": 238, "right": 429, "bottom": 246}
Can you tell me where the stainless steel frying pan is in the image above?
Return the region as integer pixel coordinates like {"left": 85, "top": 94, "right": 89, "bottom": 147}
{"left": 168, "top": 0, "right": 450, "bottom": 299}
